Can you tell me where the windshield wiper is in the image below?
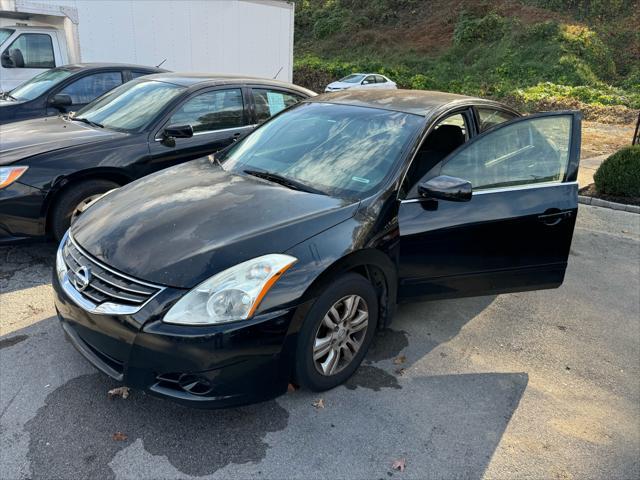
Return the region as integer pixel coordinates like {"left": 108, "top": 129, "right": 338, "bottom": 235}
{"left": 243, "top": 169, "right": 326, "bottom": 195}
{"left": 73, "top": 117, "right": 104, "bottom": 128}
{"left": 2, "top": 92, "right": 17, "bottom": 101}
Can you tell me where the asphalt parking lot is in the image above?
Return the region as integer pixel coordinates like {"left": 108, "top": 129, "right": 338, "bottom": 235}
{"left": 1, "top": 205, "right": 638, "bottom": 480}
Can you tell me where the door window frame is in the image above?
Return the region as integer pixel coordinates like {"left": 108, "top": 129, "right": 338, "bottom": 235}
{"left": 246, "top": 85, "right": 306, "bottom": 125}
{"left": 1, "top": 32, "right": 56, "bottom": 69}
{"left": 49, "top": 69, "right": 124, "bottom": 106}
{"left": 402, "top": 110, "right": 581, "bottom": 201}
{"left": 153, "top": 85, "right": 251, "bottom": 141}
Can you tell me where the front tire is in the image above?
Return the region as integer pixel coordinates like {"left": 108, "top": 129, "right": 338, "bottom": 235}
{"left": 50, "top": 179, "right": 119, "bottom": 242}
{"left": 294, "top": 272, "right": 378, "bottom": 391}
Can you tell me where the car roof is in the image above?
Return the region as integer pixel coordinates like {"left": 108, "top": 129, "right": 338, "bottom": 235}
{"left": 308, "top": 89, "right": 516, "bottom": 117}
{"left": 139, "top": 72, "right": 317, "bottom": 96}
{"left": 57, "top": 63, "right": 166, "bottom": 72}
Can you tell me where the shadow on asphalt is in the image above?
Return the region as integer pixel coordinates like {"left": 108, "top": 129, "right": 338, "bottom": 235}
{"left": 0, "top": 291, "right": 529, "bottom": 479}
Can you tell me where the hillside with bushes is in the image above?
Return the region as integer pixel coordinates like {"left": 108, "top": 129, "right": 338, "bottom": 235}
{"left": 293, "top": 0, "right": 640, "bottom": 120}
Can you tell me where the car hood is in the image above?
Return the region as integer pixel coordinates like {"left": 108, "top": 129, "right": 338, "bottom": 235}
{"left": 71, "top": 158, "right": 359, "bottom": 288}
{"left": 0, "top": 116, "right": 126, "bottom": 166}
{"left": 326, "top": 81, "right": 355, "bottom": 90}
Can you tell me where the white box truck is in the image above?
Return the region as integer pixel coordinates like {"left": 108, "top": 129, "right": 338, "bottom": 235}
{"left": 0, "top": 0, "right": 295, "bottom": 91}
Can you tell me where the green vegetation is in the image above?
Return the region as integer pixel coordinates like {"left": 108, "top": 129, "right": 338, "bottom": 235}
{"left": 293, "top": 1, "right": 640, "bottom": 115}
{"left": 594, "top": 146, "right": 640, "bottom": 197}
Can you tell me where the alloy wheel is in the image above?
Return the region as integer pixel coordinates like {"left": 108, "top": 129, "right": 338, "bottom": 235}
{"left": 70, "top": 194, "right": 104, "bottom": 224}
{"left": 313, "top": 294, "right": 369, "bottom": 376}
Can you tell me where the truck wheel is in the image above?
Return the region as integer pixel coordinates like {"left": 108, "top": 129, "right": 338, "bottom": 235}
{"left": 50, "top": 179, "right": 119, "bottom": 242}
{"left": 294, "top": 272, "right": 378, "bottom": 391}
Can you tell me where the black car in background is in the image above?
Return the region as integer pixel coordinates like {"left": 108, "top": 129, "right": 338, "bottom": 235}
{"left": 53, "top": 90, "right": 581, "bottom": 408}
{"left": 0, "top": 73, "right": 315, "bottom": 243}
{"left": 0, "top": 63, "right": 164, "bottom": 124}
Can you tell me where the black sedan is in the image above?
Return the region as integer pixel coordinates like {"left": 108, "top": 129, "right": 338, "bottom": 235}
{"left": 0, "top": 73, "right": 314, "bottom": 243}
{"left": 53, "top": 90, "right": 581, "bottom": 408}
{"left": 0, "top": 63, "right": 164, "bottom": 124}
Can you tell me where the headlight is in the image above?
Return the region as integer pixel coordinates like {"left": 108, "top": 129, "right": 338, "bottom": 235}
{"left": 163, "top": 254, "right": 297, "bottom": 325}
{"left": 0, "top": 166, "right": 28, "bottom": 189}
{"left": 56, "top": 231, "right": 69, "bottom": 281}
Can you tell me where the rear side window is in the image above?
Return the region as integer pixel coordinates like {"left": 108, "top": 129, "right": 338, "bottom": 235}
{"left": 2, "top": 33, "right": 55, "bottom": 68}
{"left": 440, "top": 115, "right": 573, "bottom": 190}
{"left": 375, "top": 75, "right": 387, "bottom": 83}
{"left": 58, "top": 72, "right": 123, "bottom": 104}
{"left": 130, "top": 71, "right": 152, "bottom": 80}
{"left": 169, "top": 88, "right": 245, "bottom": 133}
{"left": 253, "top": 89, "right": 302, "bottom": 123}
{"left": 477, "top": 108, "right": 516, "bottom": 132}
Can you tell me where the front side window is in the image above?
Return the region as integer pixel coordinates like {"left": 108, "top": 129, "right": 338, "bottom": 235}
{"left": 363, "top": 75, "right": 376, "bottom": 85}
{"left": 9, "top": 68, "right": 73, "bottom": 101}
{"left": 440, "top": 115, "right": 573, "bottom": 190}
{"left": 73, "top": 79, "right": 185, "bottom": 132}
{"left": 477, "top": 108, "right": 516, "bottom": 132}
{"left": 223, "top": 102, "right": 423, "bottom": 199}
{"left": 168, "top": 88, "right": 244, "bottom": 133}
{"left": 2, "top": 33, "right": 54, "bottom": 68}
{"left": 0, "top": 28, "right": 14, "bottom": 46}
{"left": 339, "top": 74, "right": 365, "bottom": 84}
{"left": 253, "top": 89, "right": 302, "bottom": 123}
{"left": 58, "top": 71, "right": 123, "bottom": 104}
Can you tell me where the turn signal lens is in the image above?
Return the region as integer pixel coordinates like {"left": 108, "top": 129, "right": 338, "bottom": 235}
{"left": 0, "top": 166, "right": 28, "bottom": 189}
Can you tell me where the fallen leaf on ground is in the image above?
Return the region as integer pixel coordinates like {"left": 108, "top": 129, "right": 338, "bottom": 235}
{"left": 312, "top": 398, "right": 325, "bottom": 409}
{"left": 393, "top": 355, "right": 407, "bottom": 365}
{"left": 392, "top": 458, "right": 406, "bottom": 472}
{"left": 287, "top": 383, "right": 299, "bottom": 393}
{"left": 112, "top": 432, "right": 128, "bottom": 441}
{"left": 108, "top": 386, "right": 130, "bottom": 399}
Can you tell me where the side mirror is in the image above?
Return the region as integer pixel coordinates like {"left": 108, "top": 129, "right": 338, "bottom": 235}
{"left": 418, "top": 175, "right": 472, "bottom": 202}
{"left": 49, "top": 94, "right": 72, "bottom": 109}
{"left": 1, "top": 51, "right": 14, "bottom": 68}
{"left": 164, "top": 124, "right": 193, "bottom": 139}
{"left": 362, "top": 80, "right": 370, "bottom": 85}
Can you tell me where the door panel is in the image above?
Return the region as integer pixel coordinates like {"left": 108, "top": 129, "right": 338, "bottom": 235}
{"left": 147, "top": 87, "right": 252, "bottom": 172}
{"left": 397, "top": 111, "right": 581, "bottom": 302}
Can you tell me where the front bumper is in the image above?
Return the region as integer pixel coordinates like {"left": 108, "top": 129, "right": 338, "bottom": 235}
{"left": 0, "top": 181, "right": 47, "bottom": 243}
{"left": 52, "top": 269, "right": 302, "bottom": 408}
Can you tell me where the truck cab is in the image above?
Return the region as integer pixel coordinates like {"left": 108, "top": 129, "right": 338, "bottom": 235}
{"left": 0, "top": 26, "right": 68, "bottom": 92}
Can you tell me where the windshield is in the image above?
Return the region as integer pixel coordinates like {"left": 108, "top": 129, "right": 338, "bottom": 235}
{"left": 223, "top": 102, "right": 423, "bottom": 199}
{"left": 10, "top": 68, "right": 73, "bottom": 101}
{"left": 73, "top": 79, "right": 185, "bottom": 132}
{"left": 339, "top": 74, "right": 365, "bottom": 84}
{"left": 0, "top": 28, "right": 13, "bottom": 46}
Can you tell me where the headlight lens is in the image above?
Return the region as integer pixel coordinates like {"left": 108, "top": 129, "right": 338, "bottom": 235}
{"left": 163, "top": 254, "right": 297, "bottom": 325}
{"left": 0, "top": 166, "right": 28, "bottom": 189}
{"left": 55, "top": 231, "right": 69, "bottom": 281}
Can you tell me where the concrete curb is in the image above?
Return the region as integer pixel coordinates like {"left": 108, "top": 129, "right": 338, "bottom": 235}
{"left": 578, "top": 195, "right": 640, "bottom": 213}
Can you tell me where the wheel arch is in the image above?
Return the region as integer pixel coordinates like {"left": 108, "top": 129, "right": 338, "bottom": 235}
{"left": 42, "top": 167, "right": 133, "bottom": 235}
{"left": 301, "top": 248, "right": 398, "bottom": 330}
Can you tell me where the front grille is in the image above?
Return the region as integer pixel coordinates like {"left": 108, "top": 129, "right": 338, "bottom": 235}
{"left": 62, "top": 236, "right": 162, "bottom": 309}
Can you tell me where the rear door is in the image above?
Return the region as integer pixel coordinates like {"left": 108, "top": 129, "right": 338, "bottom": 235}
{"left": 147, "top": 87, "right": 252, "bottom": 171}
{"left": 397, "top": 111, "right": 581, "bottom": 301}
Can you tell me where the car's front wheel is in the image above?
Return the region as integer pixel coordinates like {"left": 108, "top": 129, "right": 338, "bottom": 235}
{"left": 294, "top": 272, "right": 378, "bottom": 391}
{"left": 50, "top": 179, "right": 119, "bottom": 242}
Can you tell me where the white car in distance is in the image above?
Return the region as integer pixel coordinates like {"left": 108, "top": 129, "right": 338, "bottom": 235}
{"left": 325, "top": 73, "right": 397, "bottom": 92}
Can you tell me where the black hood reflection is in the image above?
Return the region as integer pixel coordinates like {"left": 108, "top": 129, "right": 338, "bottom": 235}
{"left": 72, "top": 158, "right": 358, "bottom": 288}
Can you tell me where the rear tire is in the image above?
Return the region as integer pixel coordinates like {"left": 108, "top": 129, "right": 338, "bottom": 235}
{"left": 294, "top": 272, "right": 378, "bottom": 391}
{"left": 50, "top": 179, "right": 119, "bottom": 242}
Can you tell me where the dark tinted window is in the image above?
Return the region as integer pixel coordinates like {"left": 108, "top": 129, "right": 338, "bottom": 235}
{"left": 375, "top": 75, "right": 387, "bottom": 83}
{"left": 3, "top": 34, "right": 54, "bottom": 68}
{"left": 477, "top": 108, "right": 516, "bottom": 132}
{"left": 363, "top": 75, "right": 376, "bottom": 85}
{"left": 131, "top": 70, "right": 153, "bottom": 80}
{"left": 169, "top": 88, "right": 245, "bottom": 133}
{"left": 59, "top": 71, "right": 123, "bottom": 104}
{"left": 253, "top": 89, "right": 302, "bottom": 123}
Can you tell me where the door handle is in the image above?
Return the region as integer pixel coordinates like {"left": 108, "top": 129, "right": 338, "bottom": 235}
{"left": 538, "top": 210, "right": 572, "bottom": 226}
{"left": 232, "top": 132, "right": 241, "bottom": 142}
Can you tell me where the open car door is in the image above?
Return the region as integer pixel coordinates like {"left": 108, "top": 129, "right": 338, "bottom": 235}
{"left": 397, "top": 111, "right": 581, "bottom": 301}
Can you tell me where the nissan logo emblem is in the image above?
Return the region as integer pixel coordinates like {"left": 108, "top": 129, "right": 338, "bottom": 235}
{"left": 73, "top": 265, "right": 92, "bottom": 292}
